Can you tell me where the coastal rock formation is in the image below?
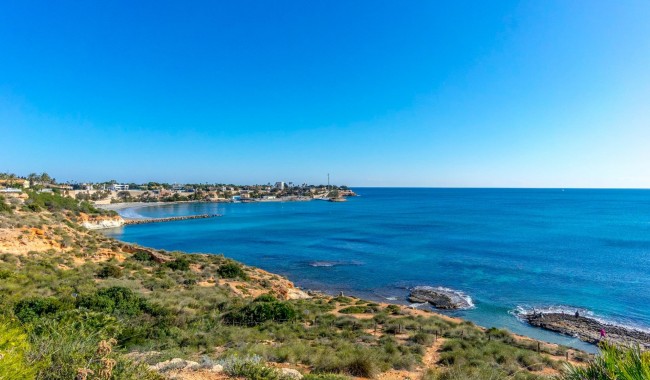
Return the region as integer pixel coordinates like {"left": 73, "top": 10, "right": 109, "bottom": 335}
{"left": 78, "top": 213, "right": 125, "bottom": 230}
{"left": 408, "top": 286, "right": 473, "bottom": 309}
{"left": 524, "top": 312, "right": 650, "bottom": 348}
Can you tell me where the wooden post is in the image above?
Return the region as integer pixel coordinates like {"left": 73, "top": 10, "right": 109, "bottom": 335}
{"left": 537, "top": 342, "right": 540, "bottom": 353}
{"left": 566, "top": 351, "right": 569, "bottom": 361}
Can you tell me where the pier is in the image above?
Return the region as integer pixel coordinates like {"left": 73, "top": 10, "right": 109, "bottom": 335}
{"left": 124, "top": 214, "right": 221, "bottom": 225}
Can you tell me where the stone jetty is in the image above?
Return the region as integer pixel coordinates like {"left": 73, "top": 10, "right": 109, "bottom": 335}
{"left": 524, "top": 312, "right": 650, "bottom": 348}
{"left": 124, "top": 214, "right": 221, "bottom": 225}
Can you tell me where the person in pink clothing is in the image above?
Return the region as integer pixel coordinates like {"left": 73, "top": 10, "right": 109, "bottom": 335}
{"left": 600, "top": 328, "right": 606, "bottom": 339}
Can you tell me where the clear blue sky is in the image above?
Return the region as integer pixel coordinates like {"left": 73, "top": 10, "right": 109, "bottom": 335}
{"left": 2, "top": 1, "right": 649, "bottom": 187}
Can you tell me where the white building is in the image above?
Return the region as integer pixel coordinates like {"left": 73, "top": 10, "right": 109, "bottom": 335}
{"left": 110, "top": 184, "right": 129, "bottom": 191}
{"left": 275, "top": 181, "right": 285, "bottom": 190}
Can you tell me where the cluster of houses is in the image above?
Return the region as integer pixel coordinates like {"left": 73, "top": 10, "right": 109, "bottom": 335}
{"left": 0, "top": 175, "right": 355, "bottom": 205}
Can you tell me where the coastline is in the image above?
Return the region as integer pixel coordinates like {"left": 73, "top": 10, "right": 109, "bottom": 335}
{"left": 96, "top": 200, "right": 205, "bottom": 212}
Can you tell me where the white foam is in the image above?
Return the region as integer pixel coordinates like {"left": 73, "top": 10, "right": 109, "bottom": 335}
{"left": 309, "top": 261, "right": 337, "bottom": 267}
{"left": 119, "top": 208, "right": 146, "bottom": 219}
{"left": 412, "top": 286, "right": 475, "bottom": 309}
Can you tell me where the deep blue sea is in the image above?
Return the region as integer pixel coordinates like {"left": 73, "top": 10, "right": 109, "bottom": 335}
{"left": 104, "top": 188, "right": 650, "bottom": 352}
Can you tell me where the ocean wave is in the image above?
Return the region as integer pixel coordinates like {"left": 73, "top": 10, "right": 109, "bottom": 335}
{"left": 308, "top": 260, "right": 363, "bottom": 268}
{"left": 511, "top": 304, "right": 650, "bottom": 334}
{"left": 119, "top": 208, "right": 146, "bottom": 219}
{"left": 412, "top": 286, "right": 475, "bottom": 309}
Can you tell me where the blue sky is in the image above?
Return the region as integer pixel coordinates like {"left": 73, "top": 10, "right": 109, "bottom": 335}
{"left": 1, "top": 1, "right": 649, "bottom": 187}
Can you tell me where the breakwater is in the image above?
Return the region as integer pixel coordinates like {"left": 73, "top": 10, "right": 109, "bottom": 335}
{"left": 124, "top": 214, "right": 221, "bottom": 225}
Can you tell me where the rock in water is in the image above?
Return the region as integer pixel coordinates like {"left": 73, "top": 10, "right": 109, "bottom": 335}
{"left": 524, "top": 312, "right": 650, "bottom": 348}
{"left": 408, "top": 286, "right": 473, "bottom": 309}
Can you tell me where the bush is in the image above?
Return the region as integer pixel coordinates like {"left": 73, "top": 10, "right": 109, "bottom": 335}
{"left": 96, "top": 264, "right": 123, "bottom": 278}
{"left": 384, "top": 304, "right": 401, "bottom": 315}
{"left": 255, "top": 294, "right": 278, "bottom": 302}
{"left": 339, "top": 306, "right": 372, "bottom": 314}
{"left": 220, "top": 355, "right": 284, "bottom": 380}
{"left": 303, "top": 375, "right": 350, "bottom": 380}
{"left": 217, "top": 262, "right": 248, "bottom": 279}
{"left": 0, "top": 320, "right": 37, "bottom": 379}
{"left": 132, "top": 250, "right": 153, "bottom": 262}
{"left": 77, "top": 286, "right": 148, "bottom": 316}
{"left": 29, "top": 317, "right": 160, "bottom": 380}
{"left": 560, "top": 342, "right": 650, "bottom": 380}
{"left": 14, "top": 297, "right": 65, "bottom": 323}
{"left": 226, "top": 298, "right": 297, "bottom": 325}
{"left": 165, "top": 257, "right": 190, "bottom": 271}
{"left": 0, "top": 196, "right": 13, "bottom": 214}
{"left": 342, "top": 352, "right": 378, "bottom": 378}
{"left": 410, "top": 332, "right": 433, "bottom": 345}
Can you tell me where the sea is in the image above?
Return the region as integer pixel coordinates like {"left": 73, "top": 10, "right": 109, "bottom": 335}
{"left": 103, "top": 188, "right": 650, "bottom": 352}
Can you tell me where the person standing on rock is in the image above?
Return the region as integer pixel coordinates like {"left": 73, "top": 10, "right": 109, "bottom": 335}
{"left": 600, "top": 328, "right": 606, "bottom": 340}
{"left": 575, "top": 310, "right": 579, "bottom": 319}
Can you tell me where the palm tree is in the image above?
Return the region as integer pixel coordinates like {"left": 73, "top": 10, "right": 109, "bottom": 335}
{"left": 28, "top": 173, "right": 38, "bottom": 186}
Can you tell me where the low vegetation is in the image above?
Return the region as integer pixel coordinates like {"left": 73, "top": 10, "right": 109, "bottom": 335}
{"left": 560, "top": 342, "right": 650, "bottom": 380}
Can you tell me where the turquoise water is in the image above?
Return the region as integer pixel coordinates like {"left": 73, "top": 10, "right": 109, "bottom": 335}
{"left": 104, "top": 188, "right": 650, "bottom": 351}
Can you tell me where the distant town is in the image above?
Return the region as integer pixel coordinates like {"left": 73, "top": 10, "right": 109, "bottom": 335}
{"left": 0, "top": 172, "right": 356, "bottom": 206}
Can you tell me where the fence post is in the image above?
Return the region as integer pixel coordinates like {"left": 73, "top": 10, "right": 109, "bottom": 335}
{"left": 566, "top": 351, "right": 569, "bottom": 361}
{"left": 537, "top": 342, "right": 540, "bottom": 353}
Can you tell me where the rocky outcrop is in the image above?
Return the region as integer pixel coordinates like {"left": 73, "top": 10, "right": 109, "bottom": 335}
{"left": 408, "top": 286, "right": 473, "bottom": 309}
{"left": 78, "top": 213, "right": 125, "bottom": 230}
{"left": 524, "top": 313, "right": 650, "bottom": 348}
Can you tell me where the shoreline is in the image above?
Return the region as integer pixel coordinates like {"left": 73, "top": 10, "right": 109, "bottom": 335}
{"left": 95, "top": 200, "right": 205, "bottom": 212}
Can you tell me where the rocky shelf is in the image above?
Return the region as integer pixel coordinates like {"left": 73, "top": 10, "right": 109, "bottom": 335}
{"left": 524, "top": 312, "right": 650, "bottom": 348}
{"left": 124, "top": 214, "right": 221, "bottom": 225}
{"left": 408, "top": 286, "right": 473, "bottom": 310}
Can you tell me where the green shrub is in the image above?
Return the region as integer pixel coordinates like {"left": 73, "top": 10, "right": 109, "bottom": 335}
{"left": 560, "top": 342, "right": 650, "bottom": 380}
{"left": 0, "top": 196, "right": 13, "bottom": 214}
{"left": 218, "top": 262, "right": 247, "bottom": 279}
{"left": 29, "top": 316, "right": 160, "bottom": 380}
{"left": 96, "top": 263, "right": 123, "bottom": 278}
{"left": 303, "top": 375, "right": 350, "bottom": 380}
{"left": 14, "top": 297, "right": 65, "bottom": 323}
{"left": 338, "top": 306, "right": 371, "bottom": 314}
{"left": 255, "top": 294, "right": 278, "bottom": 302}
{"left": 226, "top": 298, "right": 297, "bottom": 325}
{"left": 165, "top": 257, "right": 190, "bottom": 271}
{"left": 77, "top": 286, "right": 148, "bottom": 316}
{"left": 342, "top": 352, "right": 379, "bottom": 378}
{"left": 0, "top": 320, "right": 37, "bottom": 379}
{"left": 410, "top": 332, "right": 433, "bottom": 345}
{"left": 132, "top": 250, "right": 153, "bottom": 262}
{"left": 220, "top": 355, "right": 284, "bottom": 380}
{"left": 384, "top": 304, "right": 401, "bottom": 315}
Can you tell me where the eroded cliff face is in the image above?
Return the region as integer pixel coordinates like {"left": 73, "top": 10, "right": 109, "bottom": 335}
{"left": 78, "top": 212, "right": 125, "bottom": 229}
